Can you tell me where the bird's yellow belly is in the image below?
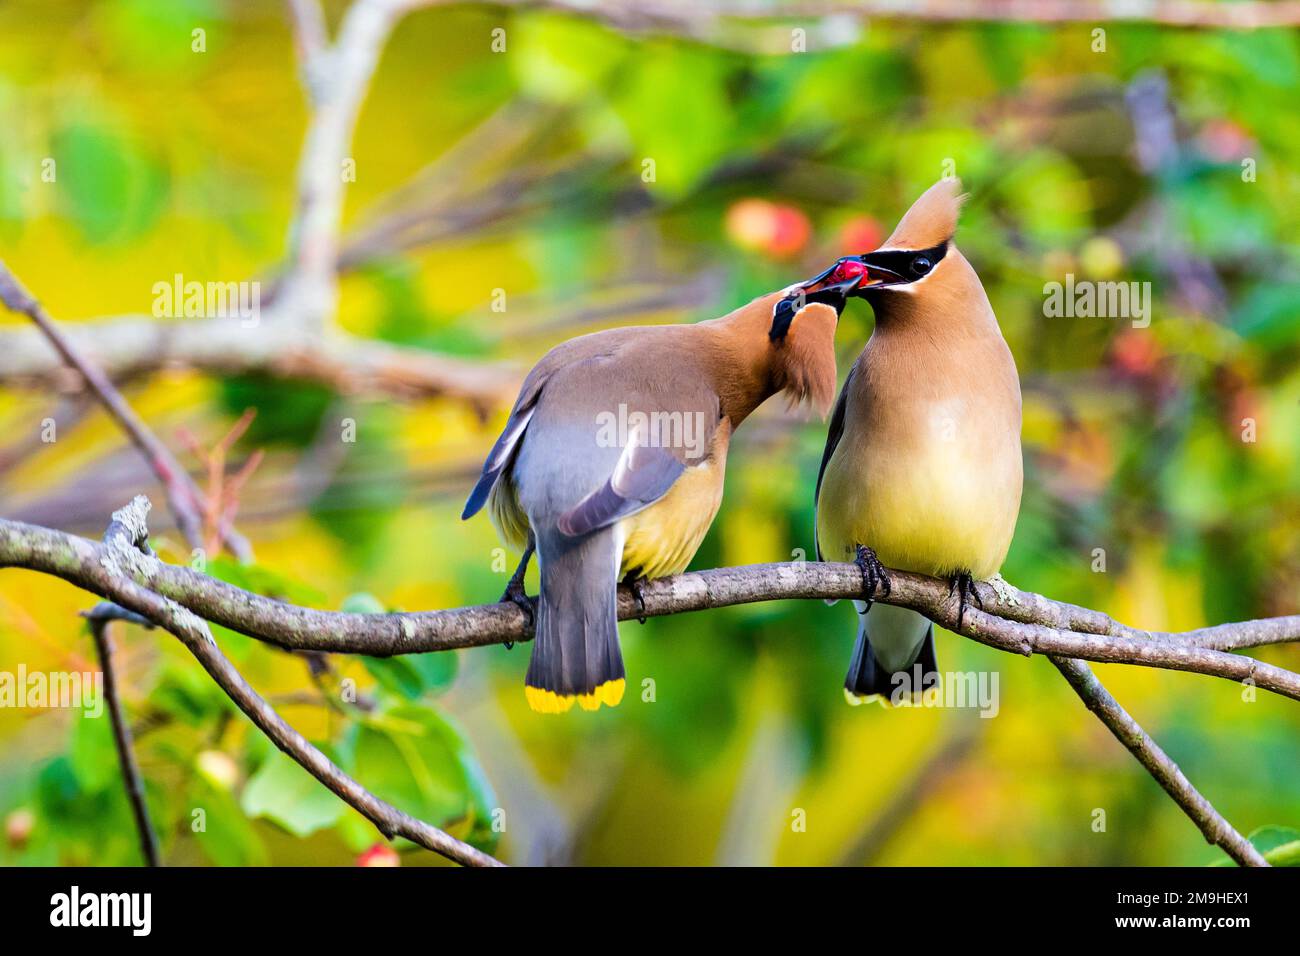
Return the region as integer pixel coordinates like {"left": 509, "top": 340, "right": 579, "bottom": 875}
{"left": 488, "top": 473, "right": 532, "bottom": 552}
{"left": 619, "top": 455, "right": 725, "bottom": 580}
{"left": 818, "top": 430, "right": 1020, "bottom": 580}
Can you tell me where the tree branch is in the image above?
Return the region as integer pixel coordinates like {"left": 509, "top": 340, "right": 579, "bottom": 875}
{"left": 6, "top": 521, "right": 1296, "bottom": 698}
{"left": 86, "top": 609, "right": 162, "bottom": 867}
{"left": 0, "top": 313, "right": 521, "bottom": 411}
{"left": 69, "top": 497, "right": 503, "bottom": 867}
{"left": 280, "top": 0, "right": 444, "bottom": 332}
{"left": 0, "top": 261, "right": 252, "bottom": 559}
{"left": 2, "top": 498, "right": 1289, "bottom": 866}
{"left": 1051, "top": 657, "right": 1268, "bottom": 866}
{"left": 285, "top": 0, "right": 330, "bottom": 103}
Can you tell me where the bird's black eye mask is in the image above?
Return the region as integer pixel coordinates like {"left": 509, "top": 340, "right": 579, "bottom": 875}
{"left": 858, "top": 240, "right": 950, "bottom": 286}
{"left": 769, "top": 240, "right": 950, "bottom": 341}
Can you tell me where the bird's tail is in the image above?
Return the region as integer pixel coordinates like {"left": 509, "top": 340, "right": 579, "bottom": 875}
{"left": 844, "top": 602, "right": 939, "bottom": 705}
{"left": 525, "top": 528, "right": 626, "bottom": 714}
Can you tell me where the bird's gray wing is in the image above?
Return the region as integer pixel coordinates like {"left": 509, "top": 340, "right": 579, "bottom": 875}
{"left": 557, "top": 436, "right": 686, "bottom": 538}
{"left": 461, "top": 377, "right": 546, "bottom": 520}
{"left": 813, "top": 362, "right": 856, "bottom": 561}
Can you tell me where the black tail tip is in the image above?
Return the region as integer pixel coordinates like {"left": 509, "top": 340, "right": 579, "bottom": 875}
{"left": 845, "top": 629, "right": 940, "bottom": 705}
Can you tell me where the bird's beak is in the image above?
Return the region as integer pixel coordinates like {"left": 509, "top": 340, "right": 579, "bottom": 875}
{"left": 797, "top": 255, "right": 906, "bottom": 297}
{"left": 845, "top": 253, "right": 908, "bottom": 291}
{"left": 793, "top": 272, "right": 865, "bottom": 312}
{"left": 769, "top": 268, "right": 864, "bottom": 339}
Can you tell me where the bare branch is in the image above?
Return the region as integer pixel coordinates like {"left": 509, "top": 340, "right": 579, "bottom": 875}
{"left": 176, "top": 611, "right": 503, "bottom": 867}
{"left": 280, "top": 0, "right": 442, "bottom": 331}
{"left": 0, "top": 260, "right": 252, "bottom": 560}
{"left": 2, "top": 513, "right": 1298, "bottom": 699}
{"left": 65, "top": 497, "right": 504, "bottom": 867}
{"left": 3, "top": 498, "right": 1288, "bottom": 866}
{"left": 839, "top": 720, "right": 980, "bottom": 865}
{"left": 86, "top": 608, "right": 161, "bottom": 867}
{"left": 1052, "top": 657, "right": 1268, "bottom": 867}
{"left": 0, "top": 315, "right": 520, "bottom": 411}
{"left": 285, "top": 0, "right": 330, "bottom": 102}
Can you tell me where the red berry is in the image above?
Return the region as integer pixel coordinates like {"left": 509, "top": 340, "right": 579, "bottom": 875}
{"left": 5, "top": 808, "right": 34, "bottom": 849}
{"left": 767, "top": 205, "right": 812, "bottom": 259}
{"left": 357, "top": 843, "right": 401, "bottom": 867}
{"left": 725, "top": 200, "right": 810, "bottom": 259}
{"left": 829, "top": 259, "right": 868, "bottom": 284}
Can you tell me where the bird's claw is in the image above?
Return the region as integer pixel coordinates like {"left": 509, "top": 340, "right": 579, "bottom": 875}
{"left": 499, "top": 578, "right": 536, "bottom": 649}
{"left": 949, "top": 571, "right": 984, "bottom": 630}
{"left": 629, "top": 577, "right": 649, "bottom": 625}
{"left": 853, "top": 545, "right": 892, "bottom": 611}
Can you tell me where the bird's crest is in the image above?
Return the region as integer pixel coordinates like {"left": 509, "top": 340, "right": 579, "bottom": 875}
{"left": 882, "top": 178, "right": 968, "bottom": 251}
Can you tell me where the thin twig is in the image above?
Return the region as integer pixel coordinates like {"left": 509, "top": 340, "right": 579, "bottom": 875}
{"left": 839, "top": 720, "right": 981, "bottom": 866}
{"left": 87, "top": 610, "right": 161, "bottom": 867}
{"left": 78, "top": 497, "right": 504, "bottom": 867}
{"left": 179, "top": 613, "right": 503, "bottom": 866}
{"left": 1051, "top": 657, "right": 1268, "bottom": 867}
{"left": 0, "top": 261, "right": 251, "bottom": 560}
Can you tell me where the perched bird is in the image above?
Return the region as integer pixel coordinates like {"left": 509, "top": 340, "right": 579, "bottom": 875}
{"left": 464, "top": 270, "right": 862, "bottom": 713}
{"left": 815, "top": 179, "right": 1023, "bottom": 704}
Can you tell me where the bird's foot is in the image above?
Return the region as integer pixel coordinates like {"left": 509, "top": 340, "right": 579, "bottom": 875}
{"left": 985, "top": 572, "right": 1021, "bottom": 608}
{"left": 626, "top": 575, "right": 649, "bottom": 624}
{"left": 499, "top": 578, "right": 536, "bottom": 650}
{"left": 949, "top": 571, "right": 984, "bottom": 630}
{"left": 853, "top": 545, "right": 892, "bottom": 611}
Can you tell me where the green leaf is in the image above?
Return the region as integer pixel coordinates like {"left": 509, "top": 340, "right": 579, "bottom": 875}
{"left": 1266, "top": 840, "right": 1300, "bottom": 866}
{"left": 341, "top": 593, "right": 386, "bottom": 615}
{"left": 151, "top": 659, "right": 237, "bottom": 727}
{"left": 362, "top": 654, "right": 459, "bottom": 701}
{"left": 68, "top": 713, "right": 119, "bottom": 793}
{"left": 217, "top": 374, "right": 335, "bottom": 449}
{"left": 1250, "top": 825, "right": 1300, "bottom": 866}
{"left": 1232, "top": 282, "right": 1300, "bottom": 348}
{"left": 190, "top": 780, "right": 268, "bottom": 866}
{"left": 354, "top": 706, "right": 496, "bottom": 847}
{"left": 51, "top": 120, "right": 168, "bottom": 245}
{"left": 611, "top": 47, "right": 735, "bottom": 197}
{"left": 240, "top": 749, "right": 345, "bottom": 838}
{"left": 511, "top": 17, "right": 627, "bottom": 104}
{"left": 97, "top": 0, "right": 224, "bottom": 74}
{"left": 1210, "top": 825, "right": 1300, "bottom": 866}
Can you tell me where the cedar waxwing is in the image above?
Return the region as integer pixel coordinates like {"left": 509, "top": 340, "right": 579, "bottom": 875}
{"left": 464, "top": 271, "right": 863, "bottom": 713}
{"left": 815, "top": 179, "right": 1023, "bottom": 704}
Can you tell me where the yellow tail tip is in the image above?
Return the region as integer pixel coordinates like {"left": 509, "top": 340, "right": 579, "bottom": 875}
{"left": 526, "top": 678, "right": 625, "bottom": 714}
{"left": 843, "top": 688, "right": 890, "bottom": 708}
